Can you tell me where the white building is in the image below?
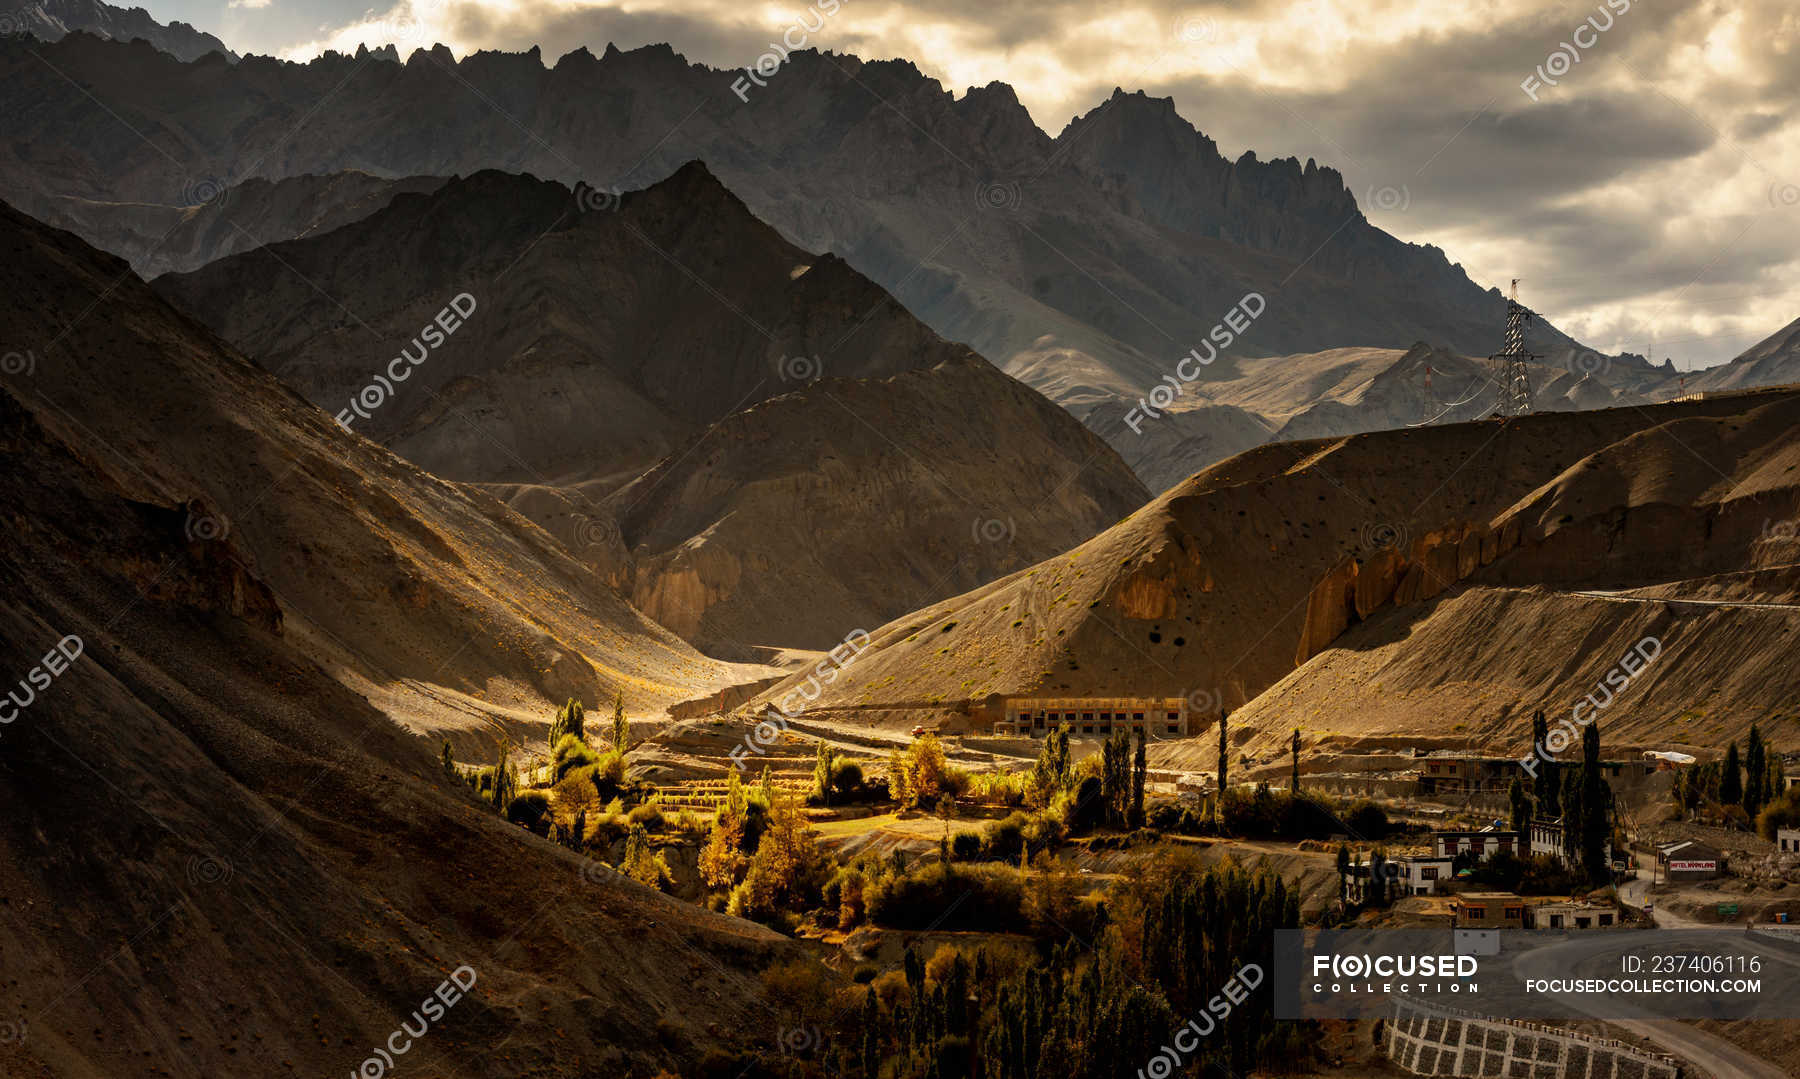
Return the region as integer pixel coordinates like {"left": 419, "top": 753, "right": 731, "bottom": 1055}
{"left": 1778, "top": 827, "right": 1800, "bottom": 854}
{"left": 1401, "top": 855, "right": 1456, "bottom": 895}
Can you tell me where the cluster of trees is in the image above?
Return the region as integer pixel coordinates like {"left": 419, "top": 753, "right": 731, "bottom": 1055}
{"left": 1098, "top": 727, "right": 1147, "bottom": 830}
{"left": 442, "top": 693, "right": 697, "bottom": 891}
{"left": 1674, "top": 723, "right": 1784, "bottom": 829}
{"left": 890, "top": 734, "right": 971, "bottom": 811}
{"left": 811, "top": 740, "right": 884, "bottom": 805}
{"left": 782, "top": 860, "right": 1310, "bottom": 1079}
{"left": 1516, "top": 711, "right": 1615, "bottom": 885}
{"left": 700, "top": 769, "right": 829, "bottom": 925}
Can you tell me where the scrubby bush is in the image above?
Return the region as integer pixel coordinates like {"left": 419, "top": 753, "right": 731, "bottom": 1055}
{"left": 1757, "top": 786, "right": 1800, "bottom": 839}
{"left": 591, "top": 750, "right": 628, "bottom": 801}
{"left": 620, "top": 821, "right": 672, "bottom": 892}
{"left": 968, "top": 769, "right": 1027, "bottom": 807}
{"left": 951, "top": 830, "right": 983, "bottom": 861}
{"left": 628, "top": 802, "right": 665, "bottom": 830}
{"left": 505, "top": 789, "right": 552, "bottom": 835}
{"left": 553, "top": 734, "right": 599, "bottom": 782}
{"left": 859, "top": 861, "right": 1025, "bottom": 931}
{"left": 1345, "top": 799, "right": 1391, "bottom": 840}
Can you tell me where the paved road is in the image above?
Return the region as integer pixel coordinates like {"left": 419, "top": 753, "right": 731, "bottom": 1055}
{"left": 1513, "top": 851, "right": 1787, "bottom": 1078}
{"left": 1570, "top": 589, "right": 1800, "bottom": 612}
{"left": 1510, "top": 932, "right": 1787, "bottom": 1079}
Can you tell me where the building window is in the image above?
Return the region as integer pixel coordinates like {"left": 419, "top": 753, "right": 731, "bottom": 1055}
{"left": 1421, "top": 868, "right": 1438, "bottom": 881}
{"left": 1464, "top": 908, "right": 1484, "bottom": 920}
{"left": 1504, "top": 907, "right": 1523, "bottom": 920}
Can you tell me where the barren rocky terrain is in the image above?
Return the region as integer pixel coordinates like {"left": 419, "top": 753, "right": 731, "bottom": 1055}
{"left": 0, "top": 198, "right": 805, "bottom": 1078}
{"left": 156, "top": 163, "right": 1146, "bottom": 654}
{"left": 744, "top": 390, "right": 1800, "bottom": 761}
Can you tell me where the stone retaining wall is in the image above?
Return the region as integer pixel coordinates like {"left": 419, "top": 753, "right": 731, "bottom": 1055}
{"left": 1384, "top": 999, "right": 1679, "bottom": 1079}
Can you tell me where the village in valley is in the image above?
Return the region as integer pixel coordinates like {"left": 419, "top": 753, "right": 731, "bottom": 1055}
{"left": 462, "top": 684, "right": 1800, "bottom": 1077}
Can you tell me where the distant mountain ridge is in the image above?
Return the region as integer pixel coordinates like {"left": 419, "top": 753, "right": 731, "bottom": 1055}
{"left": 0, "top": 35, "right": 1670, "bottom": 482}
{"left": 1, "top": 0, "right": 233, "bottom": 61}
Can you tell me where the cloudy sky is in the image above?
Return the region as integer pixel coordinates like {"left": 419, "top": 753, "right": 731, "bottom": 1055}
{"left": 161, "top": 0, "right": 1799, "bottom": 369}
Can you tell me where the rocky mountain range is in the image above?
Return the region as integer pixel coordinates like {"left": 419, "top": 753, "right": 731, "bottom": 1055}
{"left": 0, "top": 0, "right": 232, "bottom": 61}
{"left": 0, "top": 196, "right": 799, "bottom": 1077}
{"left": 154, "top": 163, "right": 1147, "bottom": 654}
{"left": 0, "top": 34, "right": 1722, "bottom": 485}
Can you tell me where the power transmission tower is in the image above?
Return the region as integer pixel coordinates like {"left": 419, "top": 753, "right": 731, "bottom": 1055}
{"left": 1492, "top": 278, "right": 1539, "bottom": 417}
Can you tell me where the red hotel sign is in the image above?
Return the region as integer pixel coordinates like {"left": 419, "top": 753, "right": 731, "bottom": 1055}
{"left": 1668, "top": 860, "right": 1718, "bottom": 871}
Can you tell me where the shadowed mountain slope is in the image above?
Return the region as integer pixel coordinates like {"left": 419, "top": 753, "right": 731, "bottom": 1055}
{"left": 157, "top": 163, "right": 1148, "bottom": 654}
{"left": 0, "top": 198, "right": 803, "bottom": 1078}
{"left": 742, "top": 389, "right": 1800, "bottom": 755}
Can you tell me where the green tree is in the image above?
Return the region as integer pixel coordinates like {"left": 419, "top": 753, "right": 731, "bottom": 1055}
{"left": 1101, "top": 728, "right": 1130, "bottom": 828}
{"left": 1335, "top": 842, "right": 1351, "bottom": 902}
{"left": 1130, "top": 729, "right": 1147, "bottom": 829}
{"left": 1559, "top": 768, "right": 1581, "bottom": 864}
{"left": 1509, "top": 776, "right": 1531, "bottom": 836}
{"left": 1216, "top": 711, "right": 1230, "bottom": 812}
{"left": 490, "top": 743, "right": 516, "bottom": 812}
{"left": 621, "top": 821, "right": 671, "bottom": 891}
{"left": 548, "top": 697, "right": 585, "bottom": 748}
{"left": 1290, "top": 728, "right": 1301, "bottom": 793}
{"left": 440, "top": 740, "right": 456, "bottom": 779}
{"left": 1579, "top": 723, "right": 1611, "bottom": 884}
{"left": 1745, "top": 724, "right": 1767, "bottom": 815}
{"left": 610, "top": 691, "right": 629, "bottom": 753}
{"left": 814, "top": 738, "right": 838, "bottom": 807}
{"left": 1721, "top": 741, "right": 1743, "bottom": 808}
{"left": 1531, "top": 709, "right": 1560, "bottom": 816}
